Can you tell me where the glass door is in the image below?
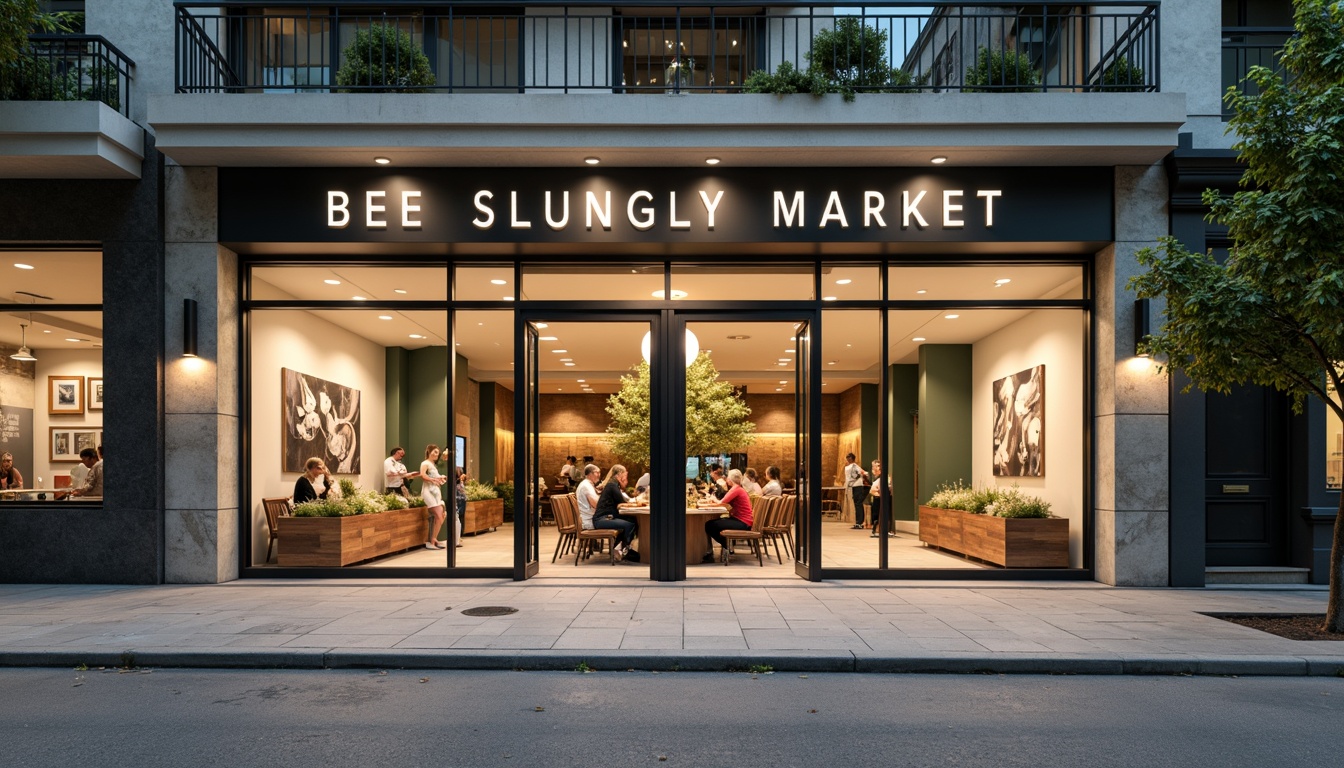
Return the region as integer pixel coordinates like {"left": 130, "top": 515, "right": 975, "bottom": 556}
{"left": 794, "top": 316, "right": 819, "bottom": 580}
{"left": 515, "top": 318, "right": 541, "bottom": 579}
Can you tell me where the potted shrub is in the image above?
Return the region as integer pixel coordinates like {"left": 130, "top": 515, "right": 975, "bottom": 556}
{"left": 963, "top": 47, "right": 1041, "bottom": 92}
{"left": 918, "top": 481, "right": 1068, "bottom": 567}
{"left": 1097, "top": 55, "right": 1146, "bottom": 92}
{"left": 463, "top": 479, "right": 503, "bottom": 535}
{"left": 278, "top": 478, "right": 429, "bottom": 566}
{"left": 743, "top": 18, "right": 923, "bottom": 102}
{"left": 335, "top": 23, "right": 435, "bottom": 93}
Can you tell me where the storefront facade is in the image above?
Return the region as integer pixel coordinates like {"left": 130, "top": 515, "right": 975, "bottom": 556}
{"left": 1, "top": 0, "right": 1334, "bottom": 586}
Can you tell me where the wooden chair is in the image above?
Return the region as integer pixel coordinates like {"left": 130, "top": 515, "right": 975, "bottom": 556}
{"left": 569, "top": 494, "right": 619, "bottom": 565}
{"left": 764, "top": 495, "right": 796, "bottom": 563}
{"left": 721, "top": 497, "right": 769, "bottom": 567}
{"left": 550, "top": 492, "right": 579, "bottom": 563}
{"left": 261, "top": 497, "right": 292, "bottom": 563}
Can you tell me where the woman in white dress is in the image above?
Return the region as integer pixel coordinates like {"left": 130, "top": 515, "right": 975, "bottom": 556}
{"left": 420, "top": 444, "right": 448, "bottom": 550}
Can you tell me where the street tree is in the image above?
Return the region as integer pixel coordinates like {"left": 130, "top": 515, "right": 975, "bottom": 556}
{"left": 0, "top": 1, "right": 76, "bottom": 66}
{"left": 1129, "top": 0, "right": 1344, "bottom": 631}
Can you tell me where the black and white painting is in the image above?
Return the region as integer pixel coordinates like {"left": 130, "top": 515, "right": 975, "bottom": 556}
{"left": 992, "top": 364, "right": 1045, "bottom": 477}
{"left": 282, "top": 368, "right": 360, "bottom": 474}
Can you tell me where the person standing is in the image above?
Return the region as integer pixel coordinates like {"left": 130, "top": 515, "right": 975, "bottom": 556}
{"left": 703, "top": 469, "right": 754, "bottom": 563}
{"left": 869, "top": 460, "right": 893, "bottom": 538}
{"left": 454, "top": 468, "right": 468, "bottom": 547}
{"left": 291, "top": 456, "right": 330, "bottom": 505}
{"left": 843, "top": 452, "right": 869, "bottom": 529}
{"left": 592, "top": 464, "right": 637, "bottom": 560}
{"left": 560, "top": 455, "right": 576, "bottom": 488}
{"left": 420, "top": 444, "right": 450, "bottom": 550}
{"left": 383, "top": 446, "right": 418, "bottom": 498}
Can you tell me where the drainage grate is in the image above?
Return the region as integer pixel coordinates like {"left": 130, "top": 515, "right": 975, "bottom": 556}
{"left": 461, "top": 606, "right": 519, "bottom": 617}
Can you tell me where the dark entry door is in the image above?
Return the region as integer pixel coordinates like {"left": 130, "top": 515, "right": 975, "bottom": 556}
{"left": 1204, "top": 384, "right": 1288, "bottom": 566}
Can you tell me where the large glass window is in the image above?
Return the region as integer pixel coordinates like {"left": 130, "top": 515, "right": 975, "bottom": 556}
{"left": 0, "top": 252, "right": 103, "bottom": 503}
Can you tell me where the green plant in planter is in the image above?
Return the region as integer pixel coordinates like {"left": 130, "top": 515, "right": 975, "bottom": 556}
{"left": 292, "top": 479, "right": 391, "bottom": 517}
{"left": 809, "top": 17, "right": 893, "bottom": 99}
{"left": 335, "top": 23, "right": 434, "bottom": 93}
{"left": 743, "top": 60, "right": 829, "bottom": 97}
{"left": 465, "top": 479, "right": 499, "bottom": 501}
{"left": 964, "top": 47, "right": 1041, "bottom": 92}
{"left": 1098, "top": 55, "right": 1146, "bottom": 92}
{"left": 493, "top": 481, "right": 514, "bottom": 520}
{"left": 986, "top": 487, "right": 1052, "bottom": 518}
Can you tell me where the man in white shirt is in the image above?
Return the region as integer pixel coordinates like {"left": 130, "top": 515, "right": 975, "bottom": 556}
{"left": 383, "top": 447, "right": 417, "bottom": 498}
{"left": 843, "top": 452, "right": 869, "bottom": 529}
{"left": 575, "top": 464, "right": 601, "bottom": 530}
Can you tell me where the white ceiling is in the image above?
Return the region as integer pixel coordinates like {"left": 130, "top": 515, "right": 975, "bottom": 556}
{"left": 0, "top": 253, "right": 104, "bottom": 352}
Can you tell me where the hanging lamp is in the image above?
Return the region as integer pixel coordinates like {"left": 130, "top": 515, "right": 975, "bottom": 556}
{"left": 10, "top": 323, "right": 36, "bottom": 362}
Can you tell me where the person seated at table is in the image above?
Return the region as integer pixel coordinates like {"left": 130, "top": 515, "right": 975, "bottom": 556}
{"left": 705, "top": 463, "right": 728, "bottom": 500}
{"left": 293, "top": 456, "right": 331, "bottom": 505}
{"left": 702, "top": 468, "right": 753, "bottom": 563}
{"left": 742, "top": 467, "right": 763, "bottom": 495}
{"left": 0, "top": 451, "right": 23, "bottom": 490}
{"left": 761, "top": 465, "right": 783, "bottom": 497}
{"left": 592, "top": 464, "right": 638, "bottom": 560}
{"left": 575, "top": 463, "right": 601, "bottom": 531}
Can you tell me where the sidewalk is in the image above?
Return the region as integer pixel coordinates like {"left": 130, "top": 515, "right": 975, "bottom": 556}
{"left": 1, "top": 578, "right": 1341, "bottom": 675}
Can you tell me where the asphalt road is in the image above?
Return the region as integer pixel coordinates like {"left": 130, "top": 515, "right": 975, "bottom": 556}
{"left": 3, "top": 667, "right": 1342, "bottom": 767}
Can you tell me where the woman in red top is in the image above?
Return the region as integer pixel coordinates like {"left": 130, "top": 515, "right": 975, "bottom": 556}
{"left": 703, "top": 468, "right": 753, "bottom": 563}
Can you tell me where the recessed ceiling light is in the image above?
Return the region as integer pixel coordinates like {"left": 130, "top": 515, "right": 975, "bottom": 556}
{"left": 394, "top": 289, "right": 407, "bottom": 294}
{"left": 651, "top": 289, "right": 688, "bottom": 299}
{"left": 539, "top": 336, "right": 558, "bottom": 341}
{"left": 775, "top": 388, "right": 783, "bottom": 392}
{"left": 577, "top": 379, "right": 586, "bottom": 383}
{"left": 835, "top": 278, "right": 852, "bottom": 285}
{"left": 560, "top": 358, "right": 573, "bottom": 362}
{"left": 324, "top": 279, "right": 341, "bottom": 285}
{"left": 995, "top": 278, "right": 1012, "bottom": 285}
{"left": 822, "top": 296, "right": 837, "bottom": 301}
{"left": 378, "top": 315, "right": 393, "bottom": 320}
{"left": 916, "top": 289, "right": 927, "bottom": 295}
{"left": 374, "top": 157, "right": 390, "bottom": 165}
{"left": 931, "top": 156, "right": 947, "bottom": 164}
{"left": 536, "top": 323, "right": 548, "bottom": 329}
{"left": 913, "top": 337, "right": 926, "bottom": 342}
{"left": 727, "top": 334, "right": 751, "bottom": 340}
{"left": 705, "top": 157, "right": 721, "bottom": 165}
{"left": 42, "top": 329, "right": 50, "bottom": 333}
{"left": 14, "top": 263, "right": 34, "bottom": 270}
{"left": 779, "top": 380, "right": 787, "bottom": 384}
{"left": 584, "top": 157, "right": 600, "bottom": 165}
{"left": 409, "top": 334, "right": 425, "bottom": 339}
{"left": 490, "top": 279, "right": 507, "bottom": 285}
{"left": 352, "top": 296, "right": 366, "bottom": 301}
{"left": 564, "top": 362, "right": 576, "bottom": 366}
{"left": 504, "top": 296, "right": 514, "bottom": 301}
{"left": 778, "top": 358, "right": 791, "bottom": 362}
{"left": 827, "top": 361, "right": 836, "bottom": 365}
{"left": 785, "top": 349, "right": 796, "bottom": 353}
{"left": 65, "top": 338, "right": 82, "bottom": 343}
{"left": 552, "top": 349, "right": 568, "bottom": 353}
{"left": 944, "top": 314, "right": 960, "bottom": 319}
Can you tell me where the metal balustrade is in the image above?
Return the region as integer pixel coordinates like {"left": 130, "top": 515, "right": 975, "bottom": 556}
{"left": 1221, "top": 27, "right": 1292, "bottom": 120}
{"left": 0, "top": 34, "right": 135, "bottom": 116}
{"left": 173, "top": 1, "right": 1160, "bottom": 95}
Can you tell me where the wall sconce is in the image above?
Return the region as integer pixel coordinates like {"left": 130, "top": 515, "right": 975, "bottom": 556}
{"left": 1134, "top": 298, "right": 1151, "bottom": 357}
{"left": 183, "top": 298, "right": 198, "bottom": 358}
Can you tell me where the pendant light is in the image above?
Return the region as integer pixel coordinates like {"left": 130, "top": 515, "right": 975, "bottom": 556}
{"left": 10, "top": 322, "right": 36, "bottom": 362}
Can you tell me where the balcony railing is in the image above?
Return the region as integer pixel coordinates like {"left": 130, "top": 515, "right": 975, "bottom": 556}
{"left": 1221, "top": 27, "right": 1292, "bottom": 120}
{"left": 174, "top": 1, "right": 1160, "bottom": 96}
{"left": 0, "top": 34, "right": 135, "bottom": 117}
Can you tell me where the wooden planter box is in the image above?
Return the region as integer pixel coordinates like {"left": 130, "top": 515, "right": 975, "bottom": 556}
{"left": 278, "top": 506, "right": 428, "bottom": 567}
{"left": 918, "top": 505, "right": 1069, "bottom": 568}
{"left": 464, "top": 498, "right": 504, "bottom": 536}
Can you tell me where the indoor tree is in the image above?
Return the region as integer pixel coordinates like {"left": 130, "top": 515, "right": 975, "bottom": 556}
{"left": 1129, "top": 0, "right": 1344, "bottom": 632}
{"left": 605, "top": 352, "right": 756, "bottom": 468}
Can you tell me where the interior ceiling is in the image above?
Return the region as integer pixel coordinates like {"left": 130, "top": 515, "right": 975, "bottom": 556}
{"left": 0, "top": 253, "right": 103, "bottom": 351}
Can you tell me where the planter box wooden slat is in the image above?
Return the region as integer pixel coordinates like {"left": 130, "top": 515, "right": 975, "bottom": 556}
{"left": 918, "top": 505, "right": 1068, "bottom": 568}
{"left": 278, "top": 505, "right": 428, "bottom": 567}
{"left": 464, "top": 498, "right": 503, "bottom": 536}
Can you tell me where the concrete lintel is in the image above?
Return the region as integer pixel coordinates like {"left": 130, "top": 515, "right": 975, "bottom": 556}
{"left": 0, "top": 102, "right": 144, "bottom": 179}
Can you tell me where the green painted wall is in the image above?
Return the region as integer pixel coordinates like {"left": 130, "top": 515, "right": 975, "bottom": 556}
{"left": 859, "top": 383, "right": 879, "bottom": 466}
{"left": 408, "top": 347, "right": 450, "bottom": 474}
{"left": 887, "top": 364, "right": 919, "bottom": 521}
{"left": 917, "top": 345, "right": 972, "bottom": 505}
{"left": 385, "top": 347, "right": 411, "bottom": 458}
{"left": 479, "top": 383, "right": 496, "bottom": 482}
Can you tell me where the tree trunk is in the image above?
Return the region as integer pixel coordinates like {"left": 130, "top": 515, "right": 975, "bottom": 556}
{"left": 1325, "top": 490, "right": 1344, "bottom": 633}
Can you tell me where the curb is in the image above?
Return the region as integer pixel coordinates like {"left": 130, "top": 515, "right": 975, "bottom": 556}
{"left": 3, "top": 649, "right": 1343, "bottom": 676}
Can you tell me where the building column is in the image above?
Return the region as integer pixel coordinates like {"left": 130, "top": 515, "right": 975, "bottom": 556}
{"left": 163, "top": 166, "right": 240, "bottom": 583}
{"left": 1094, "top": 164, "right": 1171, "bottom": 586}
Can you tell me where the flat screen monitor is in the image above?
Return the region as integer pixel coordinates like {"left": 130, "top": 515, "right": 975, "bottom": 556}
{"left": 454, "top": 435, "right": 466, "bottom": 469}
{"left": 684, "top": 456, "right": 701, "bottom": 479}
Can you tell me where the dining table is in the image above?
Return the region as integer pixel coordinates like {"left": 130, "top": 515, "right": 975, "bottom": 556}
{"left": 618, "top": 504, "right": 734, "bottom": 565}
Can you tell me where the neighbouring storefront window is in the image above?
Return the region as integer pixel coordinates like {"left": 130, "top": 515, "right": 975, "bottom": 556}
{"left": 0, "top": 252, "right": 103, "bottom": 502}
{"left": 1328, "top": 367, "right": 1342, "bottom": 491}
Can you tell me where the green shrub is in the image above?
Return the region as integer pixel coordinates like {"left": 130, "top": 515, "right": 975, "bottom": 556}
{"left": 465, "top": 479, "right": 498, "bottom": 501}
{"left": 988, "top": 487, "right": 1053, "bottom": 518}
{"left": 494, "top": 481, "right": 514, "bottom": 520}
{"left": 291, "top": 480, "right": 391, "bottom": 517}
{"left": 383, "top": 493, "right": 408, "bottom": 511}
{"left": 964, "top": 47, "right": 1041, "bottom": 92}
{"left": 926, "top": 480, "right": 977, "bottom": 511}
{"left": 1098, "top": 55, "right": 1146, "bottom": 92}
{"left": 743, "top": 60, "right": 828, "bottom": 97}
{"left": 743, "top": 19, "right": 923, "bottom": 102}
{"left": 335, "top": 23, "right": 434, "bottom": 93}
{"left": 292, "top": 499, "right": 347, "bottom": 517}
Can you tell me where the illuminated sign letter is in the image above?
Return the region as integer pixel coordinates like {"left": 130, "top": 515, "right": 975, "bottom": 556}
{"left": 366, "top": 191, "right": 387, "bottom": 228}
{"left": 586, "top": 191, "right": 612, "bottom": 230}
{"left": 401, "top": 191, "right": 422, "bottom": 228}
{"left": 902, "top": 190, "right": 928, "bottom": 229}
{"left": 943, "top": 190, "right": 964, "bottom": 227}
{"left": 863, "top": 191, "right": 887, "bottom": 228}
{"left": 699, "top": 190, "right": 724, "bottom": 230}
{"left": 510, "top": 191, "right": 532, "bottom": 229}
{"left": 668, "top": 191, "right": 690, "bottom": 230}
{"left": 327, "top": 191, "right": 349, "bottom": 228}
{"left": 544, "top": 190, "right": 569, "bottom": 229}
{"left": 819, "top": 191, "right": 849, "bottom": 229}
{"left": 977, "top": 190, "right": 1002, "bottom": 227}
{"left": 628, "top": 191, "right": 655, "bottom": 231}
{"left": 774, "top": 191, "right": 804, "bottom": 228}
{"left": 472, "top": 190, "right": 495, "bottom": 229}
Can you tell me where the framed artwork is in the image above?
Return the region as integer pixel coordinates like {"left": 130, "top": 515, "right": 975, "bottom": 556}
{"left": 87, "top": 377, "right": 104, "bottom": 411}
{"left": 51, "top": 427, "right": 101, "bottom": 463}
{"left": 282, "top": 368, "right": 361, "bottom": 474}
{"left": 48, "top": 375, "right": 84, "bottom": 415}
{"left": 992, "top": 364, "right": 1045, "bottom": 477}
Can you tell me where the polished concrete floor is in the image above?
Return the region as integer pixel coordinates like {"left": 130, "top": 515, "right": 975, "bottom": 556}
{"left": 360, "top": 520, "right": 987, "bottom": 577}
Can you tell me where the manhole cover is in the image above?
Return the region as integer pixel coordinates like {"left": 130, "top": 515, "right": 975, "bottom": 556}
{"left": 461, "top": 606, "right": 518, "bottom": 617}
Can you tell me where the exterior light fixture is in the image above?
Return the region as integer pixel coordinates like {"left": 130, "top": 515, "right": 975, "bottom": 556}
{"left": 930, "top": 156, "right": 947, "bottom": 164}
{"left": 1135, "top": 298, "right": 1151, "bottom": 357}
{"left": 374, "top": 157, "right": 391, "bottom": 165}
{"left": 183, "top": 298, "right": 198, "bottom": 357}
{"left": 584, "top": 157, "right": 600, "bottom": 165}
